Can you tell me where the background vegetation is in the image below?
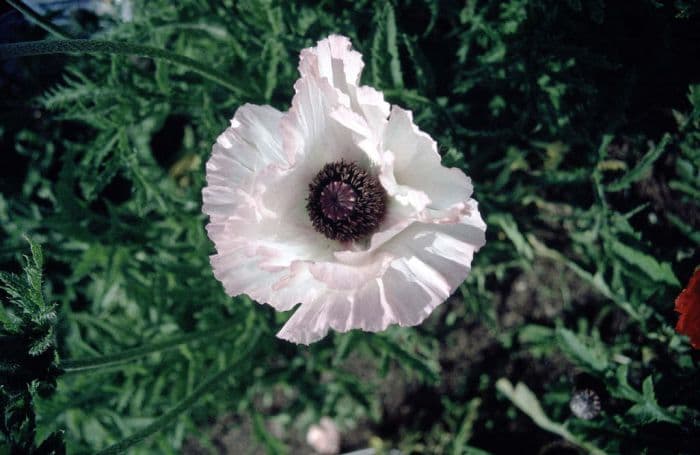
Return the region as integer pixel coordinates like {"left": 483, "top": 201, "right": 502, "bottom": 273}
{"left": 1, "top": 0, "right": 699, "bottom": 453}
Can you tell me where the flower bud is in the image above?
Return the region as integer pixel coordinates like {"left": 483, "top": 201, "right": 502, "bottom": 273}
{"left": 306, "top": 417, "right": 341, "bottom": 455}
{"left": 569, "top": 388, "right": 601, "bottom": 420}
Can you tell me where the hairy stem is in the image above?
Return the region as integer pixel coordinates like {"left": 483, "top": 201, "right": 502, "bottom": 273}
{"left": 0, "top": 39, "right": 242, "bottom": 95}
{"left": 60, "top": 324, "right": 235, "bottom": 374}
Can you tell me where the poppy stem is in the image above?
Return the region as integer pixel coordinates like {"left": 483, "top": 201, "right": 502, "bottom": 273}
{"left": 59, "top": 324, "right": 235, "bottom": 374}
{"left": 0, "top": 39, "right": 243, "bottom": 95}
{"left": 95, "top": 330, "right": 260, "bottom": 454}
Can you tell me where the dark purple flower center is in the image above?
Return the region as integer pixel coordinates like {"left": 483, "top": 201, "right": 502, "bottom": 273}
{"left": 319, "top": 181, "right": 357, "bottom": 221}
{"left": 306, "top": 161, "right": 386, "bottom": 242}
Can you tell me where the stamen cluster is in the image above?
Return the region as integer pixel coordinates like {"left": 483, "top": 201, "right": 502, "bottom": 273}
{"left": 306, "top": 160, "right": 386, "bottom": 241}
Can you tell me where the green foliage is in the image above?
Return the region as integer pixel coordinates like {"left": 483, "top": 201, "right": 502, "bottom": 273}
{"left": 1, "top": 0, "right": 699, "bottom": 453}
{"left": 496, "top": 379, "right": 605, "bottom": 455}
{"left": 555, "top": 327, "right": 608, "bottom": 374}
{"left": 614, "top": 367, "right": 681, "bottom": 426}
{"left": 606, "top": 134, "right": 671, "bottom": 192}
{"left": 1, "top": 239, "right": 64, "bottom": 453}
{"left": 0, "top": 238, "right": 59, "bottom": 387}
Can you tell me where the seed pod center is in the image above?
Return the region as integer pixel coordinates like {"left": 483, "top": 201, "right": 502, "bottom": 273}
{"left": 306, "top": 161, "right": 386, "bottom": 241}
{"left": 320, "top": 181, "right": 357, "bottom": 221}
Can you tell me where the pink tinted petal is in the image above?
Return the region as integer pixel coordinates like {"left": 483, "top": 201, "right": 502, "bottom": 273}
{"left": 309, "top": 253, "right": 394, "bottom": 290}
{"left": 383, "top": 107, "right": 473, "bottom": 210}
{"left": 210, "top": 251, "right": 285, "bottom": 305}
{"left": 278, "top": 212, "right": 486, "bottom": 342}
{"left": 346, "top": 280, "right": 391, "bottom": 332}
{"left": 378, "top": 150, "right": 431, "bottom": 212}
{"left": 276, "top": 298, "right": 332, "bottom": 344}
{"left": 329, "top": 105, "right": 382, "bottom": 165}
{"left": 298, "top": 35, "right": 390, "bottom": 141}
{"left": 375, "top": 216, "right": 487, "bottom": 329}
{"left": 210, "top": 230, "right": 326, "bottom": 313}
{"left": 384, "top": 217, "right": 486, "bottom": 293}
{"left": 355, "top": 85, "right": 390, "bottom": 133}
{"left": 261, "top": 265, "right": 322, "bottom": 311}
{"left": 201, "top": 186, "right": 245, "bottom": 222}
{"left": 299, "top": 35, "right": 364, "bottom": 94}
{"left": 376, "top": 273, "right": 442, "bottom": 328}
{"left": 282, "top": 76, "right": 367, "bottom": 171}
{"left": 276, "top": 280, "right": 386, "bottom": 344}
{"left": 203, "top": 104, "right": 285, "bottom": 221}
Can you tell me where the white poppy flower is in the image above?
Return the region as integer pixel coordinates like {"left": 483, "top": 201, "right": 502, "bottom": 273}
{"left": 203, "top": 35, "right": 486, "bottom": 344}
